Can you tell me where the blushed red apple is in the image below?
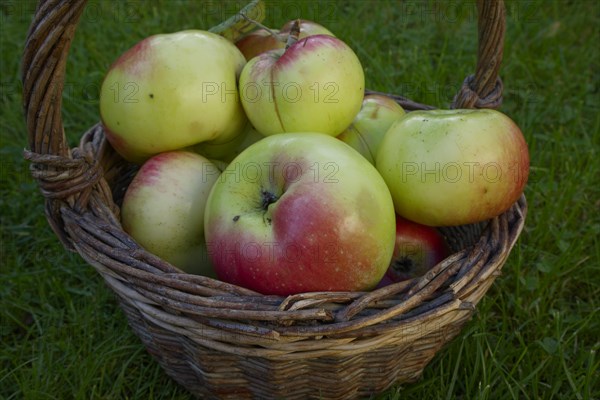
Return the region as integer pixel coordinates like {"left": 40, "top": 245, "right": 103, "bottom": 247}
{"left": 377, "top": 215, "right": 450, "bottom": 286}
{"left": 239, "top": 34, "right": 365, "bottom": 137}
{"left": 235, "top": 19, "right": 335, "bottom": 60}
{"left": 376, "top": 109, "right": 530, "bottom": 226}
{"left": 99, "top": 30, "right": 248, "bottom": 163}
{"left": 204, "top": 132, "right": 396, "bottom": 295}
{"left": 121, "top": 151, "right": 220, "bottom": 276}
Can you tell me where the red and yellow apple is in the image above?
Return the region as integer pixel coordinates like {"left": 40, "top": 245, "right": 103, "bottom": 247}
{"left": 376, "top": 109, "right": 529, "bottom": 226}
{"left": 100, "top": 30, "right": 248, "bottom": 163}
{"left": 337, "top": 94, "right": 405, "bottom": 164}
{"left": 238, "top": 34, "right": 365, "bottom": 137}
{"left": 121, "top": 151, "right": 221, "bottom": 276}
{"left": 204, "top": 132, "right": 396, "bottom": 295}
{"left": 235, "top": 19, "right": 335, "bottom": 60}
{"left": 377, "top": 215, "right": 450, "bottom": 287}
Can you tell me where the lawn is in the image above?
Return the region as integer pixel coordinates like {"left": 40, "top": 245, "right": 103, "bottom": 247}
{"left": 1, "top": 0, "right": 599, "bottom": 399}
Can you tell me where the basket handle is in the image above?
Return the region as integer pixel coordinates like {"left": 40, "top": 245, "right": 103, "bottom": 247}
{"left": 452, "top": 0, "right": 506, "bottom": 109}
{"left": 22, "top": 0, "right": 86, "bottom": 157}
{"left": 20, "top": 0, "right": 505, "bottom": 247}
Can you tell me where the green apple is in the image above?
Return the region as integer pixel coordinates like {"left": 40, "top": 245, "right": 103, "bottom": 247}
{"left": 191, "top": 122, "right": 253, "bottom": 161}
{"left": 337, "top": 94, "right": 406, "bottom": 164}
{"left": 208, "top": 158, "right": 230, "bottom": 173}
{"left": 121, "top": 151, "right": 221, "bottom": 276}
{"left": 221, "top": 125, "right": 265, "bottom": 163}
{"left": 238, "top": 34, "right": 365, "bottom": 137}
{"left": 192, "top": 123, "right": 265, "bottom": 162}
{"left": 376, "top": 109, "right": 530, "bottom": 226}
{"left": 204, "top": 132, "right": 396, "bottom": 295}
{"left": 235, "top": 19, "right": 335, "bottom": 60}
{"left": 100, "top": 30, "right": 248, "bottom": 163}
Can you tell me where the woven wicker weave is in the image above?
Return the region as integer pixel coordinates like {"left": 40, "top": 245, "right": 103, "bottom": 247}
{"left": 22, "top": 0, "right": 527, "bottom": 399}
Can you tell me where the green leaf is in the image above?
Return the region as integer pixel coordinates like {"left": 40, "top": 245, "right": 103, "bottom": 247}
{"left": 524, "top": 274, "right": 540, "bottom": 291}
{"left": 557, "top": 239, "right": 571, "bottom": 253}
{"left": 536, "top": 261, "right": 554, "bottom": 274}
{"left": 209, "top": 0, "right": 266, "bottom": 42}
{"left": 538, "top": 337, "right": 559, "bottom": 355}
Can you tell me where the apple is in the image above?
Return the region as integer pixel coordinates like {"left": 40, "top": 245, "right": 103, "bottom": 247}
{"left": 121, "top": 151, "right": 221, "bottom": 276}
{"left": 192, "top": 123, "right": 265, "bottom": 163}
{"left": 221, "top": 125, "right": 265, "bottom": 163}
{"left": 100, "top": 30, "right": 248, "bottom": 163}
{"left": 376, "top": 109, "right": 530, "bottom": 226}
{"left": 191, "top": 122, "right": 254, "bottom": 161}
{"left": 235, "top": 29, "right": 278, "bottom": 61}
{"left": 377, "top": 216, "right": 450, "bottom": 286}
{"left": 192, "top": 126, "right": 265, "bottom": 173}
{"left": 238, "top": 34, "right": 365, "bottom": 137}
{"left": 235, "top": 19, "right": 335, "bottom": 61}
{"left": 337, "top": 94, "right": 406, "bottom": 164}
{"left": 204, "top": 132, "right": 396, "bottom": 295}
{"left": 208, "top": 158, "right": 230, "bottom": 173}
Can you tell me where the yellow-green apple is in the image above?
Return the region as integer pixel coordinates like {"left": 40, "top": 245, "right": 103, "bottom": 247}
{"left": 376, "top": 215, "right": 450, "bottom": 287}
{"left": 204, "top": 132, "right": 396, "bottom": 295}
{"left": 209, "top": 158, "right": 230, "bottom": 173}
{"left": 191, "top": 122, "right": 254, "bottom": 161}
{"left": 235, "top": 19, "right": 335, "bottom": 60}
{"left": 238, "top": 35, "right": 365, "bottom": 137}
{"left": 337, "top": 94, "right": 406, "bottom": 164}
{"left": 121, "top": 151, "right": 221, "bottom": 276}
{"left": 192, "top": 126, "right": 265, "bottom": 173}
{"left": 192, "top": 123, "right": 264, "bottom": 162}
{"left": 100, "top": 30, "right": 248, "bottom": 163}
{"left": 221, "top": 125, "right": 265, "bottom": 163}
{"left": 376, "top": 109, "right": 529, "bottom": 226}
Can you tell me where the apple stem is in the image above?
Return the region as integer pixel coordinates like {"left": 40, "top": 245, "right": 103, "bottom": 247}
{"left": 260, "top": 189, "right": 279, "bottom": 210}
{"left": 240, "top": 14, "right": 285, "bottom": 42}
{"left": 285, "top": 19, "right": 301, "bottom": 49}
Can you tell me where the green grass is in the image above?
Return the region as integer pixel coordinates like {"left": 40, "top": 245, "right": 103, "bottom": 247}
{"left": 1, "top": 0, "right": 599, "bottom": 399}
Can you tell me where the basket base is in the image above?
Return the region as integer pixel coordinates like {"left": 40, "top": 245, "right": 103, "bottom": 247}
{"left": 116, "top": 294, "right": 471, "bottom": 400}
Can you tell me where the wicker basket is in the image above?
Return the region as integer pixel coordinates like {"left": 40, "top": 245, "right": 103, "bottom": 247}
{"left": 22, "top": 0, "right": 527, "bottom": 399}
